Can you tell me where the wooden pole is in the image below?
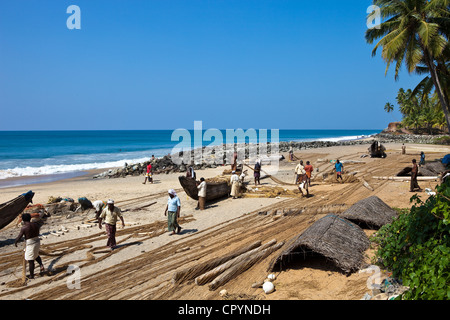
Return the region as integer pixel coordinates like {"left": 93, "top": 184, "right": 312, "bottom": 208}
{"left": 195, "top": 240, "right": 277, "bottom": 286}
{"left": 208, "top": 241, "right": 284, "bottom": 291}
{"left": 172, "top": 240, "right": 262, "bottom": 284}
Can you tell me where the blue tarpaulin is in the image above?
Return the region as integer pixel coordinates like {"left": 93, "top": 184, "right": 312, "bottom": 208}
{"left": 442, "top": 154, "right": 450, "bottom": 165}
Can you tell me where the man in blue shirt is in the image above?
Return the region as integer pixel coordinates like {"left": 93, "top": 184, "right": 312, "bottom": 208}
{"left": 164, "top": 189, "right": 182, "bottom": 235}
{"left": 335, "top": 160, "right": 344, "bottom": 181}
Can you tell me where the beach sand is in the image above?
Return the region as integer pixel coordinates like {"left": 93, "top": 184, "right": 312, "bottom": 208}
{"left": 0, "top": 142, "right": 448, "bottom": 300}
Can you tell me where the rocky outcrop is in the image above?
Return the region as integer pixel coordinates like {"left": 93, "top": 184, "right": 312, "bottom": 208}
{"left": 92, "top": 133, "right": 447, "bottom": 179}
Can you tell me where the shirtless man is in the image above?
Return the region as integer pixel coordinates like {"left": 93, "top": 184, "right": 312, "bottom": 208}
{"left": 14, "top": 213, "right": 45, "bottom": 279}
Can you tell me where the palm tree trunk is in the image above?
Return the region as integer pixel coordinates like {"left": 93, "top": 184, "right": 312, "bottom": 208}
{"left": 424, "top": 53, "right": 450, "bottom": 133}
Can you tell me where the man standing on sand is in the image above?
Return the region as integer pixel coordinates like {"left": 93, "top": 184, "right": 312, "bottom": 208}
{"left": 164, "top": 189, "right": 182, "bottom": 235}
{"left": 230, "top": 171, "right": 240, "bottom": 199}
{"left": 304, "top": 161, "right": 313, "bottom": 187}
{"left": 14, "top": 213, "right": 45, "bottom": 279}
{"left": 295, "top": 160, "right": 306, "bottom": 184}
{"left": 142, "top": 161, "right": 153, "bottom": 184}
{"left": 410, "top": 159, "right": 422, "bottom": 192}
{"left": 254, "top": 159, "right": 262, "bottom": 186}
{"left": 196, "top": 178, "right": 207, "bottom": 210}
{"left": 335, "top": 160, "right": 344, "bottom": 181}
{"left": 98, "top": 199, "right": 125, "bottom": 250}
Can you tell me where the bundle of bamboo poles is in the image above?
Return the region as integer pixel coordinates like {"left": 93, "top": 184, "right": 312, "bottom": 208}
{"left": 172, "top": 239, "right": 284, "bottom": 291}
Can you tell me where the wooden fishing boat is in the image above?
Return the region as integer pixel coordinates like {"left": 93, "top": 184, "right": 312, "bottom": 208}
{"left": 0, "top": 191, "right": 35, "bottom": 230}
{"left": 178, "top": 176, "right": 230, "bottom": 201}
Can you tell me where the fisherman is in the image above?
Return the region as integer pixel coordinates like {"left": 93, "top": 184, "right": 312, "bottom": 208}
{"left": 419, "top": 152, "right": 425, "bottom": 166}
{"left": 186, "top": 166, "right": 196, "bottom": 179}
{"left": 410, "top": 159, "right": 422, "bottom": 192}
{"left": 335, "top": 160, "right": 344, "bottom": 181}
{"left": 14, "top": 213, "right": 45, "bottom": 279}
{"left": 289, "top": 146, "right": 294, "bottom": 161}
{"left": 230, "top": 171, "right": 240, "bottom": 199}
{"left": 196, "top": 178, "right": 207, "bottom": 210}
{"left": 295, "top": 160, "right": 306, "bottom": 184}
{"left": 304, "top": 161, "right": 314, "bottom": 187}
{"left": 297, "top": 174, "right": 310, "bottom": 197}
{"left": 98, "top": 199, "right": 125, "bottom": 250}
{"left": 92, "top": 200, "right": 106, "bottom": 219}
{"left": 254, "top": 159, "right": 262, "bottom": 186}
{"left": 164, "top": 189, "right": 182, "bottom": 235}
{"left": 142, "top": 161, "right": 153, "bottom": 184}
{"left": 231, "top": 151, "right": 238, "bottom": 172}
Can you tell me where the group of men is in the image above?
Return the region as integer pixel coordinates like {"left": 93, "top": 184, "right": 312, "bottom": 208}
{"left": 294, "top": 160, "right": 314, "bottom": 197}
{"left": 15, "top": 198, "right": 124, "bottom": 280}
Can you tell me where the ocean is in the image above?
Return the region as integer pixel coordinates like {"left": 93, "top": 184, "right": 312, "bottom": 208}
{"left": 0, "top": 129, "right": 380, "bottom": 187}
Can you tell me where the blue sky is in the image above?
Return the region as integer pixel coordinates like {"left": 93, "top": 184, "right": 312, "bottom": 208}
{"left": 0, "top": 0, "right": 423, "bottom": 131}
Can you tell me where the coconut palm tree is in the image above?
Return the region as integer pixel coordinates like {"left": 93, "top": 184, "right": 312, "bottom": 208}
{"left": 384, "top": 102, "right": 395, "bottom": 113}
{"left": 366, "top": 0, "right": 450, "bottom": 132}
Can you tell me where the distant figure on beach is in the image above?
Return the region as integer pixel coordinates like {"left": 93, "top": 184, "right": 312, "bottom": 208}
{"left": 230, "top": 171, "right": 240, "bottom": 199}
{"left": 98, "top": 199, "right": 125, "bottom": 250}
{"left": 164, "top": 189, "right": 181, "bottom": 235}
{"left": 289, "top": 146, "right": 294, "bottom": 161}
{"left": 335, "top": 160, "right": 344, "bottom": 181}
{"left": 295, "top": 160, "right": 306, "bottom": 184}
{"left": 402, "top": 144, "right": 406, "bottom": 155}
{"left": 419, "top": 152, "right": 425, "bottom": 166}
{"left": 142, "top": 162, "right": 153, "bottom": 184}
{"left": 14, "top": 213, "right": 45, "bottom": 279}
{"left": 151, "top": 155, "right": 156, "bottom": 162}
{"left": 186, "top": 166, "right": 196, "bottom": 180}
{"left": 93, "top": 200, "right": 106, "bottom": 219}
{"left": 410, "top": 159, "right": 422, "bottom": 193}
{"left": 304, "top": 161, "right": 313, "bottom": 187}
{"left": 196, "top": 178, "right": 207, "bottom": 210}
{"left": 231, "top": 151, "right": 238, "bottom": 172}
{"left": 254, "top": 159, "right": 261, "bottom": 186}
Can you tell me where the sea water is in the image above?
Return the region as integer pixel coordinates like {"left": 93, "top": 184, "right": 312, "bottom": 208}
{"left": 0, "top": 129, "right": 379, "bottom": 186}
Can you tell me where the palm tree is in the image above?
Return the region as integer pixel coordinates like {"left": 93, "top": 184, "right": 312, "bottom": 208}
{"left": 366, "top": 0, "right": 450, "bottom": 133}
{"left": 384, "top": 102, "right": 395, "bottom": 113}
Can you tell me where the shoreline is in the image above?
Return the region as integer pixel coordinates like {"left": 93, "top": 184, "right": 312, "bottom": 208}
{"left": 0, "top": 132, "right": 447, "bottom": 190}
{"left": 0, "top": 141, "right": 449, "bottom": 300}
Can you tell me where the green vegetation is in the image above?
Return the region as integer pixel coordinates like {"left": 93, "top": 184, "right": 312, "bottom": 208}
{"left": 372, "top": 181, "right": 450, "bottom": 300}
{"left": 386, "top": 87, "right": 446, "bottom": 134}
{"left": 366, "top": 0, "right": 450, "bottom": 133}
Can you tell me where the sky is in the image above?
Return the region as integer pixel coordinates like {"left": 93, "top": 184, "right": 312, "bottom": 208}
{"left": 0, "top": 0, "right": 424, "bottom": 131}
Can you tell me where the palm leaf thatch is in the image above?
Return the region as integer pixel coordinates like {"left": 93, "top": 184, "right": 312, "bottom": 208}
{"left": 268, "top": 214, "right": 370, "bottom": 274}
{"left": 339, "top": 196, "right": 397, "bottom": 229}
{"left": 0, "top": 191, "right": 35, "bottom": 230}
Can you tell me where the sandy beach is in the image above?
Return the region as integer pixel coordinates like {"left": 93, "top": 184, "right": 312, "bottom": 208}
{"left": 0, "top": 142, "right": 449, "bottom": 300}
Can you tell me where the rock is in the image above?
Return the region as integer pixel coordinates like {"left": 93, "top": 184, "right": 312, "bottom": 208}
{"left": 262, "top": 281, "right": 275, "bottom": 294}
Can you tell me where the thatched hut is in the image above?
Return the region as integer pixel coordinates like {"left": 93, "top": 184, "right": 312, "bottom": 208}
{"left": 268, "top": 214, "right": 370, "bottom": 274}
{"left": 339, "top": 196, "right": 397, "bottom": 229}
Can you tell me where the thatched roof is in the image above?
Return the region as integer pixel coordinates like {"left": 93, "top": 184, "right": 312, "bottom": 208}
{"left": 339, "top": 196, "right": 397, "bottom": 229}
{"left": 268, "top": 214, "right": 369, "bottom": 274}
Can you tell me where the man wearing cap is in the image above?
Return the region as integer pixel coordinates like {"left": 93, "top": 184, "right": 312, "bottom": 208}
{"left": 164, "top": 189, "right": 181, "bottom": 235}
{"left": 98, "top": 199, "right": 125, "bottom": 250}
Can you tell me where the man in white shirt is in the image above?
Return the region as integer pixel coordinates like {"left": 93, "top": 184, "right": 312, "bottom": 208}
{"left": 196, "top": 178, "right": 207, "bottom": 210}
{"left": 230, "top": 171, "right": 240, "bottom": 199}
{"left": 295, "top": 160, "right": 306, "bottom": 184}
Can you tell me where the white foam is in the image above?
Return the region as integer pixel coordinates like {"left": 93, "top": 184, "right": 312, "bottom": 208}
{"left": 0, "top": 157, "right": 151, "bottom": 180}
